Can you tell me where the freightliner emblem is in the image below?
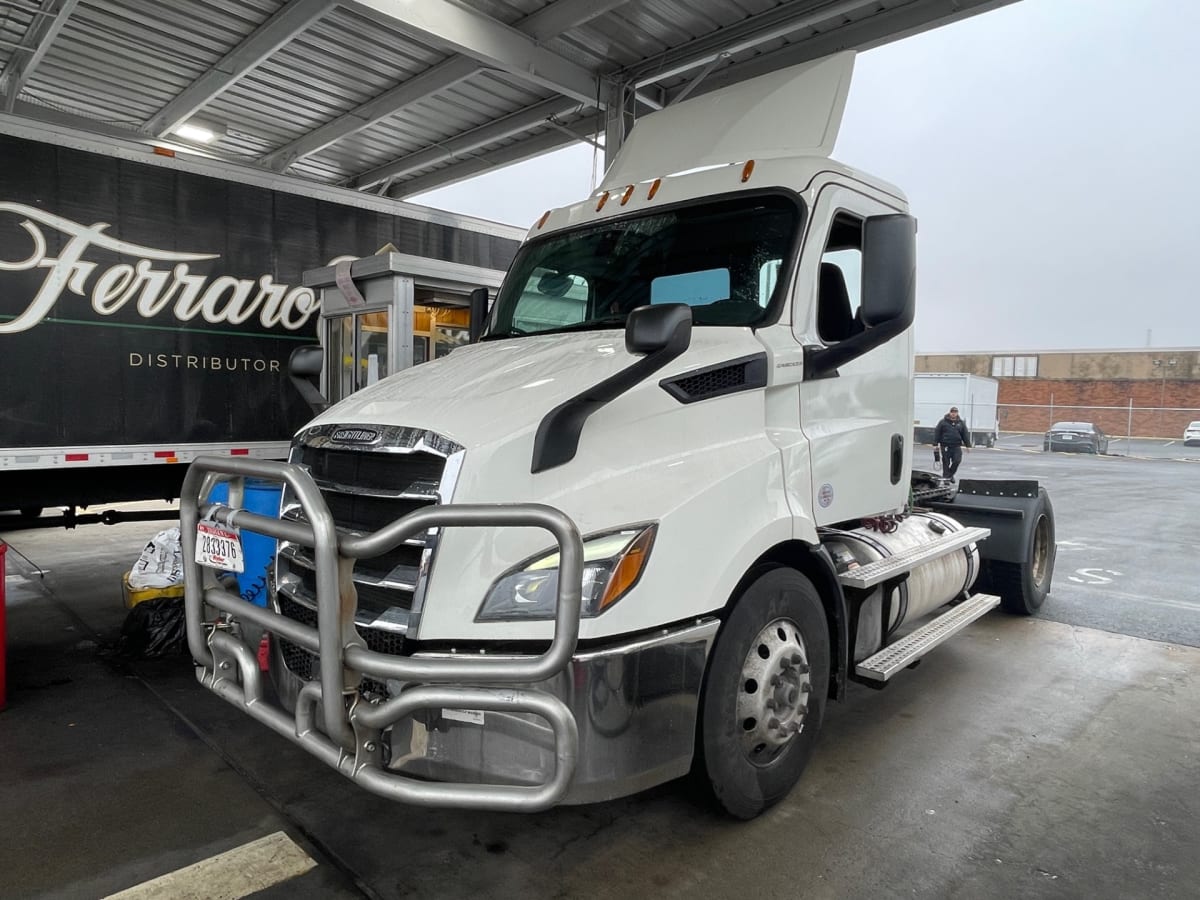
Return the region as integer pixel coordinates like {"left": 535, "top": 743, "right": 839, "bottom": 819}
{"left": 331, "top": 428, "right": 381, "bottom": 444}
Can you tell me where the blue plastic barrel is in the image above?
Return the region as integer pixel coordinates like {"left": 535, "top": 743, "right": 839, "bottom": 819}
{"left": 206, "top": 479, "right": 283, "bottom": 607}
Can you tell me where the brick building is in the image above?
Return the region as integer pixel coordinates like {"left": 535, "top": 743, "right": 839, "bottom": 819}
{"left": 915, "top": 348, "right": 1200, "bottom": 438}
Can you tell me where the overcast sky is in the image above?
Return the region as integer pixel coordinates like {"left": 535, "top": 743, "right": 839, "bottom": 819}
{"left": 412, "top": 0, "right": 1200, "bottom": 353}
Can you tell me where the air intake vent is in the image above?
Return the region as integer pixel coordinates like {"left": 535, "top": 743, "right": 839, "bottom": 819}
{"left": 660, "top": 353, "right": 768, "bottom": 404}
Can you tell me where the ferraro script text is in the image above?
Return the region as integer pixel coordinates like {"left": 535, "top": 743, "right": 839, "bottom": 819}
{"left": 0, "top": 203, "right": 319, "bottom": 334}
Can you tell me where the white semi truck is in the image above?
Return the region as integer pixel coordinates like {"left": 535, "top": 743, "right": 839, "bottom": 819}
{"left": 181, "top": 52, "right": 1056, "bottom": 819}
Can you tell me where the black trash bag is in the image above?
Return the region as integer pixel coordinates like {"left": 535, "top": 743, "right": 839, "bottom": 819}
{"left": 116, "top": 596, "right": 188, "bottom": 659}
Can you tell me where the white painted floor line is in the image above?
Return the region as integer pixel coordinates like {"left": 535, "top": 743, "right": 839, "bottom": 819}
{"left": 103, "top": 831, "right": 316, "bottom": 900}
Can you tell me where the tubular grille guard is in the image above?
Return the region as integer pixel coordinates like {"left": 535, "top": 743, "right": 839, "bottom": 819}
{"left": 180, "top": 456, "right": 585, "bottom": 812}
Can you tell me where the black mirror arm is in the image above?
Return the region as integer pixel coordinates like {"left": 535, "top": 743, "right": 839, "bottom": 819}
{"left": 804, "top": 305, "right": 915, "bottom": 380}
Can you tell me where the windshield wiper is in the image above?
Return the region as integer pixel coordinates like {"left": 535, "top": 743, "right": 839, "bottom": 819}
{"left": 532, "top": 315, "right": 627, "bottom": 336}
{"left": 481, "top": 326, "right": 528, "bottom": 340}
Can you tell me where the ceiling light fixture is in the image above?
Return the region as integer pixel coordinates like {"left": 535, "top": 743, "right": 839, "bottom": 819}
{"left": 171, "top": 119, "right": 225, "bottom": 144}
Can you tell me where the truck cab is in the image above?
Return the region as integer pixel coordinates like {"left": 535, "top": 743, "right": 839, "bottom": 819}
{"left": 181, "top": 51, "right": 1055, "bottom": 819}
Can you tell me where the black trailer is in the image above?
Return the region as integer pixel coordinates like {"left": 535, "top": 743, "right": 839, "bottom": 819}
{"left": 0, "top": 130, "right": 522, "bottom": 523}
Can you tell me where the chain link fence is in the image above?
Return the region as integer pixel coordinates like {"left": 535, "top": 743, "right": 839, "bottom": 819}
{"left": 997, "top": 402, "right": 1200, "bottom": 441}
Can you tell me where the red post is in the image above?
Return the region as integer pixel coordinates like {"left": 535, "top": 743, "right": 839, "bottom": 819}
{"left": 0, "top": 541, "right": 7, "bottom": 710}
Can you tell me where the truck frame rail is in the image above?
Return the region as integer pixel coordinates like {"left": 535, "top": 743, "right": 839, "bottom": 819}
{"left": 180, "top": 456, "right": 585, "bottom": 812}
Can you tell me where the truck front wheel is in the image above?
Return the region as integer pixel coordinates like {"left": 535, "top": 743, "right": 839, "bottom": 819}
{"left": 695, "top": 568, "right": 830, "bottom": 819}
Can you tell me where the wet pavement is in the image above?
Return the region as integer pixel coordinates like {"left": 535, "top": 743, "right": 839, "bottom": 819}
{"left": 2, "top": 454, "right": 1199, "bottom": 899}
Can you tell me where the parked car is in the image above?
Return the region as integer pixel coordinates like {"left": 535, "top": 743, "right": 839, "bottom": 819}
{"left": 1044, "top": 422, "right": 1110, "bottom": 454}
{"left": 1184, "top": 421, "right": 1200, "bottom": 447}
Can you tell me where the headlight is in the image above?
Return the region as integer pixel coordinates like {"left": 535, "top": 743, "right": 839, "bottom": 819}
{"left": 476, "top": 524, "right": 657, "bottom": 621}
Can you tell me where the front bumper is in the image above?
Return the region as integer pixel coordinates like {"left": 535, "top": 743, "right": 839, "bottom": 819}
{"left": 1047, "top": 439, "right": 1098, "bottom": 453}
{"left": 181, "top": 456, "right": 716, "bottom": 812}
{"left": 273, "top": 619, "right": 719, "bottom": 805}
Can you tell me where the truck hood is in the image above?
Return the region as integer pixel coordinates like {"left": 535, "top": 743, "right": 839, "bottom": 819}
{"left": 305, "top": 329, "right": 762, "bottom": 451}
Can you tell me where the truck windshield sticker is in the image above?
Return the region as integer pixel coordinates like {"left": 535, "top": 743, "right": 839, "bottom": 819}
{"left": 651, "top": 268, "right": 730, "bottom": 306}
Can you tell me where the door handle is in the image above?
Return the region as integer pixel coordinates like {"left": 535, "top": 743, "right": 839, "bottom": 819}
{"left": 890, "top": 434, "right": 904, "bottom": 485}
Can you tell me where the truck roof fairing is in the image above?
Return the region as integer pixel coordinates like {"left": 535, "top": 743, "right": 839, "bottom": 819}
{"left": 599, "top": 51, "right": 855, "bottom": 192}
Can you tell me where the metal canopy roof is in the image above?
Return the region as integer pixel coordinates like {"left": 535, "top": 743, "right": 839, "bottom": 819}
{"left": 0, "top": 0, "right": 1015, "bottom": 202}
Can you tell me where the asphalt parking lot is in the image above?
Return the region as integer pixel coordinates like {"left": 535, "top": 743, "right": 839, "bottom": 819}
{"left": 2, "top": 448, "right": 1198, "bottom": 899}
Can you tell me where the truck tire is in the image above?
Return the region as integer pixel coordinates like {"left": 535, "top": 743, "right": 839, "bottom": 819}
{"left": 695, "top": 567, "right": 830, "bottom": 819}
{"left": 985, "top": 493, "right": 1055, "bottom": 615}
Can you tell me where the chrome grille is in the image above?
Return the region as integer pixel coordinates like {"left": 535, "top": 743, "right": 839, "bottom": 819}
{"left": 274, "top": 424, "right": 464, "bottom": 688}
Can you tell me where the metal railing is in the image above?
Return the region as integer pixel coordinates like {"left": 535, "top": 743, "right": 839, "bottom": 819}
{"left": 180, "top": 456, "right": 585, "bottom": 812}
{"left": 996, "top": 401, "right": 1200, "bottom": 441}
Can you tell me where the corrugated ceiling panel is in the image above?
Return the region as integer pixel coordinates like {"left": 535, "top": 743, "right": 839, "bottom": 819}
{"left": 301, "top": 68, "right": 555, "bottom": 183}
{"left": 19, "top": 0, "right": 282, "bottom": 125}
{"left": 210, "top": 4, "right": 451, "bottom": 163}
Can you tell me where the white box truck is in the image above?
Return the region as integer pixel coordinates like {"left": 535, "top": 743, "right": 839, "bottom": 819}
{"left": 180, "top": 53, "right": 1056, "bottom": 820}
{"left": 914, "top": 373, "right": 1000, "bottom": 448}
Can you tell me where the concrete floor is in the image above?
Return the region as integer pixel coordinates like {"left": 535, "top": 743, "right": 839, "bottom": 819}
{"left": 2, "top": 462, "right": 1199, "bottom": 898}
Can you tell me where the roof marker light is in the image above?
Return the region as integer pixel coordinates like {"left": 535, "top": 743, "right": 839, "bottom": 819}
{"left": 741, "top": 160, "right": 755, "bottom": 183}
{"left": 620, "top": 184, "right": 635, "bottom": 206}
{"left": 647, "top": 178, "right": 662, "bottom": 200}
{"left": 535, "top": 209, "right": 551, "bottom": 229}
{"left": 596, "top": 191, "right": 610, "bottom": 212}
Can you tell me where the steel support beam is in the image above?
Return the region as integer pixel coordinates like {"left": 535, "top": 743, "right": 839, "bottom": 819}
{"left": 392, "top": 124, "right": 596, "bottom": 200}
{"left": 349, "top": 0, "right": 604, "bottom": 107}
{"left": 262, "top": 0, "right": 630, "bottom": 172}
{"left": 143, "top": 0, "right": 336, "bottom": 138}
{"left": 350, "top": 97, "right": 584, "bottom": 191}
{"left": 667, "top": 0, "right": 1020, "bottom": 103}
{"left": 6, "top": 99, "right": 263, "bottom": 168}
{"left": 518, "top": 0, "right": 632, "bottom": 42}
{"left": 261, "top": 55, "right": 480, "bottom": 172}
{"left": 626, "top": 0, "right": 877, "bottom": 89}
{"left": 603, "top": 81, "right": 636, "bottom": 169}
{"left": 1, "top": 0, "right": 80, "bottom": 113}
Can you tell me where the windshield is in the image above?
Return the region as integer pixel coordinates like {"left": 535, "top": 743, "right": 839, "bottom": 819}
{"left": 486, "top": 193, "right": 802, "bottom": 338}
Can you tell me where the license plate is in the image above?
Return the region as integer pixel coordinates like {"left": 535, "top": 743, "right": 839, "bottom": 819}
{"left": 1061, "top": 434, "right": 1074, "bottom": 440}
{"left": 196, "top": 520, "right": 245, "bottom": 573}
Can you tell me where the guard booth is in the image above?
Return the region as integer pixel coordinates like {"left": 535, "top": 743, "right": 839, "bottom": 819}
{"left": 302, "top": 253, "right": 507, "bottom": 406}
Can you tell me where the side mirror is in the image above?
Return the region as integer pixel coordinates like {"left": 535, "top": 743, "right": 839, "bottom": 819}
{"left": 806, "top": 213, "right": 917, "bottom": 379}
{"left": 860, "top": 214, "right": 916, "bottom": 328}
{"left": 468, "top": 286, "right": 490, "bottom": 343}
{"left": 625, "top": 303, "right": 693, "bottom": 355}
{"left": 287, "top": 345, "right": 329, "bottom": 414}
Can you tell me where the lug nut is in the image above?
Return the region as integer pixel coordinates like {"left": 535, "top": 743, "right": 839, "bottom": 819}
{"left": 768, "top": 717, "right": 780, "bottom": 730}
{"left": 795, "top": 663, "right": 810, "bottom": 675}
{"left": 765, "top": 699, "right": 778, "bottom": 711}
{"left": 801, "top": 683, "right": 812, "bottom": 694}
{"left": 790, "top": 652, "right": 804, "bottom": 665}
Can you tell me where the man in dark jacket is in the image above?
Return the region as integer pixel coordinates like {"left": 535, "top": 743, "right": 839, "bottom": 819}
{"left": 934, "top": 406, "right": 971, "bottom": 481}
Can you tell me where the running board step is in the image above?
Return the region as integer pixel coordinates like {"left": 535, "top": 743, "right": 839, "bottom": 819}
{"left": 838, "top": 526, "right": 991, "bottom": 589}
{"left": 855, "top": 593, "right": 1001, "bottom": 682}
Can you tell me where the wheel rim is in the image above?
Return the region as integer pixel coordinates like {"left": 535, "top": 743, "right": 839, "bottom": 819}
{"left": 1031, "top": 514, "right": 1050, "bottom": 587}
{"left": 735, "top": 617, "right": 811, "bottom": 766}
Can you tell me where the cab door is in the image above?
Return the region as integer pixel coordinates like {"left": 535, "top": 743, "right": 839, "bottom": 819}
{"left": 793, "top": 181, "right": 914, "bottom": 525}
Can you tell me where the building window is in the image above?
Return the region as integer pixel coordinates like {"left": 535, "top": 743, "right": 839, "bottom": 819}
{"left": 992, "top": 355, "right": 1038, "bottom": 377}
